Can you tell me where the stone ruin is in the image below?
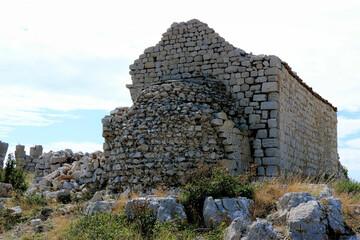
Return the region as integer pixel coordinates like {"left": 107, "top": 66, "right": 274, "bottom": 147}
{"left": 0, "top": 141, "right": 9, "bottom": 168}
{"left": 102, "top": 19, "right": 341, "bottom": 192}
{"left": 15, "top": 144, "right": 43, "bottom": 172}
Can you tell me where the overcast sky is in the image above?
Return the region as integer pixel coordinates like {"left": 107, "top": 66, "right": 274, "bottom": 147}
{"left": 0, "top": 0, "right": 359, "bottom": 181}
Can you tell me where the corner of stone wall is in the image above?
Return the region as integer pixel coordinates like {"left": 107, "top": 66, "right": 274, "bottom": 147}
{"left": 229, "top": 54, "right": 282, "bottom": 178}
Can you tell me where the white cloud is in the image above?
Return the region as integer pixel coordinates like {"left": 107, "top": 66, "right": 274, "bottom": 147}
{"left": 345, "top": 138, "right": 360, "bottom": 149}
{"left": 0, "top": 85, "right": 128, "bottom": 127}
{"left": 42, "top": 141, "right": 103, "bottom": 153}
{"left": 0, "top": 126, "right": 13, "bottom": 138}
{"left": 337, "top": 116, "right": 360, "bottom": 139}
{"left": 339, "top": 148, "right": 360, "bottom": 171}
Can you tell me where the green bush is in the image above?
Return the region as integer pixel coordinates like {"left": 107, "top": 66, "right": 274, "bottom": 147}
{"left": 178, "top": 161, "right": 255, "bottom": 225}
{"left": 335, "top": 179, "right": 360, "bottom": 195}
{"left": 0, "top": 154, "right": 28, "bottom": 193}
{"left": 66, "top": 212, "right": 135, "bottom": 240}
{"left": 127, "top": 200, "right": 157, "bottom": 238}
{"left": 0, "top": 208, "right": 23, "bottom": 233}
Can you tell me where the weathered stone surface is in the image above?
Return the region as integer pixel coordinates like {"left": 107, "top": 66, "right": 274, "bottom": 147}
{"left": 324, "top": 197, "right": 346, "bottom": 234}
{"left": 9, "top": 206, "right": 22, "bottom": 215}
{"left": 0, "top": 182, "right": 13, "bottom": 197}
{"left": 270, "top": 191, "right": 353, "bottom": 240}
{"left": 223, "top": 217, "right": 247, "bottom": 240}
{"left": 203, "top": 196, "right": 253, "bottom": 227}
{"left": 84, "top": 201, "right": 111, "bottom": 216}
{"left": 126, "top": 197, "right": 186, "bottom": 223}
{"left": 30, "top": 218, "right": 42, "bottom": 226}
{"left": 242, "top": 219, "right": 279, "bottom": 240}
{"left": 0, "top": 141, "right": 8, "bottom": 167}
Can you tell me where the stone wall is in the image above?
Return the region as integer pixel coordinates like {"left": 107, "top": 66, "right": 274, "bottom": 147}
{"left": 15, "top": 144, "right": 43, "bottom": 172}
{"left": 0, "top": 141, "right": 8, "bottom": 168}
{"left": 102, "top": 19, "right": 341, "bottom": 192}
{"left": 277, "top": 64, "right": 339, "bottom": 176}
{"left": 103, "top": 79, "right": 251, "bottom": 192}
{"left": 126, "top": 19, "right": 287, "bottom": 177}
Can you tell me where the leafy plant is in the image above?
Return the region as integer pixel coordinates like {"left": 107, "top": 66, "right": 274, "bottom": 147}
{"left": 335, "top": 179, "right": 360, "bottom": 195}
{"left": 0, "top": 208, "right": 23, "bottom": 233}
{"left": 127, "top": 200, "right": 157, "bottom": 238}
{"left": 178, "top": 160, "right": 255, "bottom": 225}
{"left": 0, "top": 154, "right": 28, "bottom": 193}
{"left": 65, "top": 212, "right": 133, "bottom": 240}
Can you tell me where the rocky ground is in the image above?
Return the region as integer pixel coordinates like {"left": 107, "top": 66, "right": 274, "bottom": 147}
{"left": 1, "top": 178, "right": 360, "bottom": 239}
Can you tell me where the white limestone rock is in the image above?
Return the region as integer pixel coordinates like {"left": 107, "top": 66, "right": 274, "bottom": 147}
{"left": 126, "top": 196, "right": 186, "bottom": 223}
{"left": 203, "top": 196, "right": 253, "bottom": 228}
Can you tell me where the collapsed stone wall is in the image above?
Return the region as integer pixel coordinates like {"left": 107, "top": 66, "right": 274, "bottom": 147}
{"left": 102, "top": 19, "right": 340, "bottom": 192}
{"left": 30, "top": 150, "right": 105, "bottom": 193}
{"left": 0, "top": 141, "right": 8, "bottom": 167}
{"left": 34, "top": 149, "right": 105, "bottom": 183}
{"left": 103, "top": 79, "right": 251, "bottom": 192}
{"left": 277, "top": 64, "right": 339, "bottom": 176}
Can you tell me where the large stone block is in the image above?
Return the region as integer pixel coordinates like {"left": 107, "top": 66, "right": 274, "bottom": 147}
{"left": 261, "top": 82, "right": 278, "bottom": 93}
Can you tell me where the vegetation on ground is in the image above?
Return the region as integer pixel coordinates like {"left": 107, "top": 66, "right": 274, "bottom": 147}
{"left": 178, "top": 160, "right": 255, "bottom": 224}
{"left": 1, "top": 159, "right": 360, "bottom": 239}
{"left": 0, "top": 154, "right": 28, "bottom": 193}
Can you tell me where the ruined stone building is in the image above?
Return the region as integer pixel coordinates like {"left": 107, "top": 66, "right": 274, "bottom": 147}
{"left": 0, "top": 141, "right": 8, "bottom": 167}
{"left": 15, "top": 144, "right": 43, "bottom": 172}
{"left": 102, "top": 19, "right": 340, "bottom": 192}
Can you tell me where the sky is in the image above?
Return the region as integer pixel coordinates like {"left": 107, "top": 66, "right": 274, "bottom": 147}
{"left": 0, "top": 0, "right": 359, "bottom": 181}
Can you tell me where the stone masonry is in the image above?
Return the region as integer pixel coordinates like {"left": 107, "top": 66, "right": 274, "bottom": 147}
{"left": 0, "top": 141, "right": 9, "bottom": 168}
{"left": 102, "top": 19, "right": 341, "bottom": 192}
{"left": 15, "top": 144, "right": 43, "bottom": 172}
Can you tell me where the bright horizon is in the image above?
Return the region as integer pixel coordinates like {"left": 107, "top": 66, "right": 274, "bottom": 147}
{"left": 1, "top": 0, "right": 359, "bottom": 181}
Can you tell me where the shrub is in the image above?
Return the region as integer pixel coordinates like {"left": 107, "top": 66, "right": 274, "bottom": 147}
{"left": 0, "top": 208, "right": 23, "bottom": 233}
{"left": 335, "top": 179, "right": 360, "bottom": 195}
{"left": 65, "top": 212, "right": 135, "bottom": 240}
{"left": 178, "top": 160, "right": 255, "bottom": 225}
{"left": 127, "top": 200, "right": 157, "bottom": 238}
{"left": 0, "top": 154, "right": 28, "bottom": 193}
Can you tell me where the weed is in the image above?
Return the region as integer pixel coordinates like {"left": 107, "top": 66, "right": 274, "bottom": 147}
{"left": 0, "top": 154, "right": 28, "bottom": 193}
{"left": 65, "top": 211, "right": 135, "bottom": 240}
{"left": 179, "top": 160, "right": 254, "bottom": 225}
{"left": 127, "top": 200, "right": 157, "bottom": 238}
{"left": 334, "top": 179, "right": 360, "bottom": 195}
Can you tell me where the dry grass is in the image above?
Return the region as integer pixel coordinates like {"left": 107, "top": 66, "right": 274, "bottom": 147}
{"left": 333, "top": 192, "right": 360, "bottom": 234}
{"left": 112, "top": 187, "right": 169, "bottom": 214}
{"left": 253, "top": 176, "right": 328, "bottom": 218}
{"left": 25, "top": 173, "right": 35, "bottom": 185}
{"left": 39, "top": 215, "right": 73, "bottom": 240}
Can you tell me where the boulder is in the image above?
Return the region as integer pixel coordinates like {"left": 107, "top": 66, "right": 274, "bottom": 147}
{"left": 242, "top": 219, "right": 279, "bottom": 240}
{"left": 223, "top": 217, "right": 248, "bottom": 240}
{"left": 9, "top": 206, "right": 22, "bottom": 215}
{"left": 84, "top": 201, "right": 111, "bottom": 216}
{"left": 0, "top": 182, "right": 13, "bottom": 197}
{"left": 203, "top": 197, "right": 253, "bottom": 227}
{"left": 324, "top": 196, "right": 346, "bottom": 234}
{"left": 91, "top": 190, "right": 106, "bottom": 202}
{"left": 269, "top": 192, "right": 352, "bottom": 240}
{"left": 126, "top": 196, "right": 186, "bottom": 223}
{"left": 50, "top": 151, "right": 68, "bottom": 164}
{"left": 287, "top": 200, "right": 328, "bottom": 240}
{"left": 45, "top": 189, "right": 71, "bottom": 202}
{"left": 271, "top": 192, "right": 316, "bottom": 224}
{"left": 30, "top": 218, "right": 42, "bottom": 226}
{"left": 39, "top": 206, "right": 53, "bottom": 221}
